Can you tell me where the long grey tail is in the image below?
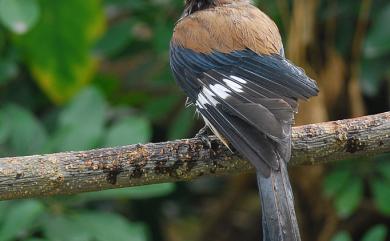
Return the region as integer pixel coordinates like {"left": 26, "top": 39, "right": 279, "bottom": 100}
{"left": 256, "top": 160, "right": 301, "bottom": 241}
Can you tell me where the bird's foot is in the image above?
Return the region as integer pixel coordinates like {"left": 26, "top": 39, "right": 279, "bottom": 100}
{"left": 195, "top": 125, "right": 212, "bottom": 149}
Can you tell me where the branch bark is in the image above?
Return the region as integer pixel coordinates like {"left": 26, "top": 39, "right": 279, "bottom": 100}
{"left": 0, "top": 112, "right": 389, "bottom": 201}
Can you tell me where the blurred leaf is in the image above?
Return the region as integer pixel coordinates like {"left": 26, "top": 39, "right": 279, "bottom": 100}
{"left": 0, "top": 0, "right": 40, "bottom": 34}
{"left": 324, "top": 168, "right": 351, "bottom": 197}
{"left": 364, "top": 5, "right": 390, "bottom": 58}
{"left": 59, "top": 87, "right": 106, "bottom": 127}
{"left": 0, "top": 200, "right": 45, "bottom": 241}
{"left": 95, "top": 19, "right": 134, "bottom": 57}
{"left": 2, "top": 104, "right": 48, "bottom": 155}
{"left": 360, "top": 57, "right": 389, "bottom": 96}
{"left": 73, "top": 212, "right": 148, "bottom": 241}
{"left": 52, "top": 87, "right": 106, "bottom": 151}
{"left": 377, "top": 157, "right": 390, "bottom": 181}
{"left": 43, "top": 215, "right": 91, "bottom": 241}
{"left": 24, "top": 239, "right": 47, "bottom": 241}
{"left": 168, "top": 107, "right": 195, "bottom": 140}
{"left": 0, "top": 201, "right": 11, "bottom": 224}
{"left": 334, "top": 177, "right": 363, "bottom": 218}
{"left": 371, "top": 180, "right": 390, "bottom": 215}
{"left": 152, "top": 21, "right": 172, "bottom": 53}
{"left": 104, "top": 0, "right": 148, "bottom": 11}
{"left": 144, "top": 94, "right": 180, "bottom": 122}
{"left": 105, "top": 116, "right": 151, "bottom": 147}
{"left": 361, "top": 225, "right": 388, "bottom": 241}
{"left": 0, "top": 111, "right": 10, "bottom": 143}
{"left": 77, "top": 183, "right": 175, "bottom": 201}
{"left": 14, "top": 0, "right": 105, "bottom": 103}
{"left": 331, "top": 231, "right": 353, "bottom": 241}
{"left": 0, "top": 59, "right": 18, "bottom": 85}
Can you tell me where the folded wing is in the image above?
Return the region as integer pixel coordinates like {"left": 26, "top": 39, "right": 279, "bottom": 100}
{"left": 170, "top": 46, "right": 319, "bottom": 177}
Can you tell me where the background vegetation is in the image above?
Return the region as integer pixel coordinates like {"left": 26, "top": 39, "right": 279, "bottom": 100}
{"left": 0, "top": 0, "right": 389, "bottom": 240}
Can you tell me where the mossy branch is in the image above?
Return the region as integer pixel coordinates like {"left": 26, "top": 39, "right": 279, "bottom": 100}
{"left": 0, "top": 112, "right": 389, "bottom": 201}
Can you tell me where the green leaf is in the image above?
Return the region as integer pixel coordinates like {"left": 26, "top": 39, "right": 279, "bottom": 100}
{"left": 331, "top": 231, "right": 352, "bottom": 241}
{"left": 144, "top": 94, "right": 180, "bottom": 122}
{"left": 24, "top": 239, "right": 47, "bottom": 241}
{"left": 0, "top": 111, "right": 10, "bottom": 143}
{"left": 0, "top": 201, "right": 11, "bottom": 224}
{"left": 73, "top": 212, "right": 148, "bottom": 241}
{"left": 168, "top": 107, "right": 195, "bottom": 140}
{"left": 59, "top": 87, "right": 106, "bottom": 127}
{"left": 95, "top": 19, "right": 134, "bottom": 57}
{"left": 2, "top": 104, "right": 48, "bottom": 155}
{"left": 43, "top": 215, "right": 91, "bottom": 241}
{"left": 105, "top": 116, "right": 151, "bottom": 147}
{"left": 0, "top": 0, "right": 40, "bottom": 34}
{"left": 77, "top": 183, "right": 175, "bottom": 201}
{"left": 152, "top": 21, "right": 172, "bottom": 53}
{"left": 0, "top": 59, "right": 18, "bottom": 85}
{"left": 14, "top": 0, "right": 105, "bottom": 103}
{"left": 360, "top": 57, "right": 389, "bottom": 96}
{"left": 372, "top": 180, "right": 390, "bottom": 215}
{"left": 364, "top": 5, "right": 390, "bottom": 58}
{"left": 0, "top": 200, "right": 45, "bottom": 241}
{"left": 377, "top": 157, "right": 390, "bottom": 181}
{"left": 361, "top": 225, "right": 388, "bottom": 241}
{"left": 52, "top": 87, "right": 106, "bottom": 151}
{"left": 324, "top": 168, "right": 352, "bottom": 197}
{"left": 334, "top": 177, "right": 363, "bottom": 218}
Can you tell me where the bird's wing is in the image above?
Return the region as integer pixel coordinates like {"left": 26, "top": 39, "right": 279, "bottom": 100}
{"left": 170, "top": 46, "right": 319, "bottom": 177}
{"left": 169, "top": 5, "right": 318, "bottom": 176}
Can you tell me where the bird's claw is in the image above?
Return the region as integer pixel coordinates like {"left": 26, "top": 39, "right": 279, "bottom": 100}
{"left": 195, "top": 125, "right": 212, "bottom": 149}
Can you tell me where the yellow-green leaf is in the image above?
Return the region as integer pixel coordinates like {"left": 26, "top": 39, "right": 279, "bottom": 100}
{"left": 14, "top": 0, "right": 105, "bottom": 104}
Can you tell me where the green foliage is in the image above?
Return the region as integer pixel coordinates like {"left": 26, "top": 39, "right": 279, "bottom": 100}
{"left": 168, "top": 107, "right": 196, "bottom": 140}
{"left": 14, "top": 0, "right": 105, "bottom": 104}
{"left": 324, "top": 166, "right": 363, "bottom": 218}
{"left": 76, "top": 183, "right": 175, "bottom": 202}
{"left": 0, "top": 200, "right": 45, "bottom": 241}
{"left": 364, "top": 5, "right": 390, "bottom": 58}
{"left": 0, "top": 0, "right": 389, "bottom": 240}
{"left": 43, "top": 212, "right": 148, "bottom": 241}
{"left": 105, "top": 116, "right": 151, "bottom": 147}
{"left": 0, "top": 104, "right": 48, "bottom": 155}
{"left": 0, "top": 57, "right": 18, "bottom": 85}
{"left": 51, "top": 87, "right": 107, "bottom": 151}
{"left": 331, "top": 225, "right": 388, "bottom": 241}
{"left": 361, "top": 225, "right": 388, "bottom": 241}
{"left": 0, "top": 0, "right": 40, "bottom": 34}
{"left": 331, "top": 231, "right": 352, "bottom": 241}
{"left": 324, "top": 155, "right": 390, "bottom": 238}
{"left": 361, "top": 4, "right": 390, "bottom": 96}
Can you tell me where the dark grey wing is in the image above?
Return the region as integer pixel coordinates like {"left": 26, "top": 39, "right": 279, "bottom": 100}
{"left": 169, "top": 45, "right": 319, "bottom": 177}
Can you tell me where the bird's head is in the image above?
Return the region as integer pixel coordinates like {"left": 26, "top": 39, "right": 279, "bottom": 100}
{"left": 183, "top": 0, "right": 215, "bottom": 16}
{"left": 182, "top": 0, "right": 250, "bottom": 16}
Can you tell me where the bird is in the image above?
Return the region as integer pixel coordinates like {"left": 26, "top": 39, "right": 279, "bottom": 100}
{"left": 169, "top": 0, "right": 319, "bottom": 240}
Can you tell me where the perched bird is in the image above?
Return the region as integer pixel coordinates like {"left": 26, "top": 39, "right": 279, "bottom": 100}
{"left": 169, "top": 0, "right": 319, "bottom": 240}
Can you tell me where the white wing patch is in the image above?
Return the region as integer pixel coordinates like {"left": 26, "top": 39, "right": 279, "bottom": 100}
{"left": 210, "top": 84, "right": 231, "bottom": 99}
{"left": 196, "top": 84, "right": 219, "bottom": 108}
{"left": 230, "top": 75, "right": 247, "bottom": 84}
{"left": 223, "top": 78, "right": 243, "bottom": 92}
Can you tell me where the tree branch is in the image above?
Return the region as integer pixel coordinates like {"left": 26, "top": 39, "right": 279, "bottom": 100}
{"left": 1, "top": 112, "right": 389, "bottom": 201}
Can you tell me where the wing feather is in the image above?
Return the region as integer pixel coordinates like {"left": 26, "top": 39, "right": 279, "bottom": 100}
{"left": 169, "top": 45, "right": 319, "bottom": 176}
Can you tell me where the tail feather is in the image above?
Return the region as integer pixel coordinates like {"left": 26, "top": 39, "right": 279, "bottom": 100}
{"left": 257, "top": 160, "right": 301, "bottom": 241}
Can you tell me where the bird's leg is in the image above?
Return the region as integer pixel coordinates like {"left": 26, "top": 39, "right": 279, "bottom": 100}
{"left": 195, "top": 125, "right": 212, "bottom": 148}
